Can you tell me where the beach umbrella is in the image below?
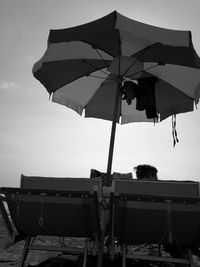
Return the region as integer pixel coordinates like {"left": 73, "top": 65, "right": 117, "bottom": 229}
{"left": 33, "top": 11, "right": 200, "bottom": 186}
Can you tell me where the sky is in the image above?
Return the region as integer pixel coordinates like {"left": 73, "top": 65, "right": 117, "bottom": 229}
{"left": 0, "top": 0, "right": 200, "bottom": 187}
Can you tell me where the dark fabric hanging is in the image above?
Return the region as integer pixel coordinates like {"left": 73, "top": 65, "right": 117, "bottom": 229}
{"left": 172, "top": 115, "right": 179, "bottom": 147}
{"left": 121, "top": 81, "right": 138, "bottom": 105}
{"left": 121, "top": 78, "right": 158, "bottom": 119}
{"left": 137, "top": 77, "right": 158, "bottom": 119}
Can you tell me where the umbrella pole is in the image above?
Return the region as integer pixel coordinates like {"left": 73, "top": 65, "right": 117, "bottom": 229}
{"left": 97, "top": 81, "right": 121, "bottom": 267}
{"left": 106, "top": 80, "right": 121, "bottom": 186}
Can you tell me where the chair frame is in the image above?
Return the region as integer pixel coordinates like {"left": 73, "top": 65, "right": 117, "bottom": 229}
{"left": 109, "top": 188, "right": 200, "bottom": 267}
{"left": 0, "top": 187, "right": 101, "bottom": 267}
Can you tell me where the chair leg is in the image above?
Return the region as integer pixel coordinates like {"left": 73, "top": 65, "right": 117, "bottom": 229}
{"left": 92, "top": 235, "right": 98, "bottom": 256}
{"left": 122, "top": 244, "right": 126, "bottom": 267}
{"left": 83, "top": 240, "right": 89, "bottom": 267}
{"left": 18, "top": 236, "right": 31, "bottom": 267}
{"left": 187, "top": 249, "right": 194, "bottom": 267}
{"left": 97, "top": 205, "right": 107, "bottom": 267}
{"left": 110, "top": 238, "right": 115, "bottom": 260}
{"left": 97, "top": 229, "right": 105, "bottom": 267}
{"left": 110, "top": 203, "right": 115, "bottom": 261}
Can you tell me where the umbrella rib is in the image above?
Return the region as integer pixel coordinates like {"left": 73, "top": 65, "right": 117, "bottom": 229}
{"left": 142, "top": 70, "right": 194, "bottom": 100}
{"left": 91, "top": 49, "right": 118, "bottom": 80}
{"left": 122, "top": 57, "right": 141, "bottom": 77}
{"left": 157, "top": 77, "right": 194, "bottom": 100}
{"left": 126, "top": 64, "right": 159, "bottom": 79}
{"left": 88, "top": 74, "right": 116, "bottom": 81}
{"left": 82, "top": 59, "right": 111, "bottom": 77}
{"left": 94, "top": 48, "right": 110, "bottom": 68}
{"left": 142, "top": 64, "right": 160, "bottom": 73}
{"left": 94, "top": 48, "right": 118, "bottom": 79}
{"left": 87, "top": 75, "right": 119, "bottom": 87}
{"left": 123, "top": 43, "right": 160, "bottom": 77}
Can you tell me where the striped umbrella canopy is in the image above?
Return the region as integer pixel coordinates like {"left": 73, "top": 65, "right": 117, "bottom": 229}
{"left": 33, "top": 11, "right": 200, "bottom": 185}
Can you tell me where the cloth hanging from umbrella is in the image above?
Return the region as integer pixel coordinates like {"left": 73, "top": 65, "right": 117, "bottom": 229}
{"left": 32, "top": 11, "right": 200, "bottom": 184}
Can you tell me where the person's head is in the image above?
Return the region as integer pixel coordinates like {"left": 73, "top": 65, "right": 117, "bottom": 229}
{"left": 134, "top": 164, "right": 158, "bottom": 180}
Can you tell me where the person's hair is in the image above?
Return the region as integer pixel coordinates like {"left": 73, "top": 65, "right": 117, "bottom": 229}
{"left": 134, "top": 164, "right": 158, "bottom": 180}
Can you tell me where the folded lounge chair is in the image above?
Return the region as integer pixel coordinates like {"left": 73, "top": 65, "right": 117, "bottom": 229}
{"left": 110, "top": 179, "right": 200, "bottom": 267}
{"left": 0, "top": 175, "right": 102, "bottom": 267}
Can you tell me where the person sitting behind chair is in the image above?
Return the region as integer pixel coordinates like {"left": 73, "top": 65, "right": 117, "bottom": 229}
{"left": 134, "top": 164, "right": 158, "bottom": 180}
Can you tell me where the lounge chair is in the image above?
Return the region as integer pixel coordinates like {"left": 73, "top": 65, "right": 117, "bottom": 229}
{"left": 0, "top": 175, "right": 102, "bottom": 267}
{"left": 110, "top": 179, "right": 200, "bottom": 267}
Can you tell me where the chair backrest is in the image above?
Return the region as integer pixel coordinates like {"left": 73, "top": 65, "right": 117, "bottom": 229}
{"left": 112, "top": 179, "right": 200, "bottom": 199}
{"left": 2, "top": 186, "right": 100, "bottom": 238}
{"left": 111, "top": 179, "right": 200, "bottom": 247}
{"left": 20, "top": 174, "right": 102, "bottom": 195}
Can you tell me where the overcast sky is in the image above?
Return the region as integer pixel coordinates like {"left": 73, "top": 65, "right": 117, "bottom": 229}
{"left": 1, "top": 0, "right": 200, "bottom": 186}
